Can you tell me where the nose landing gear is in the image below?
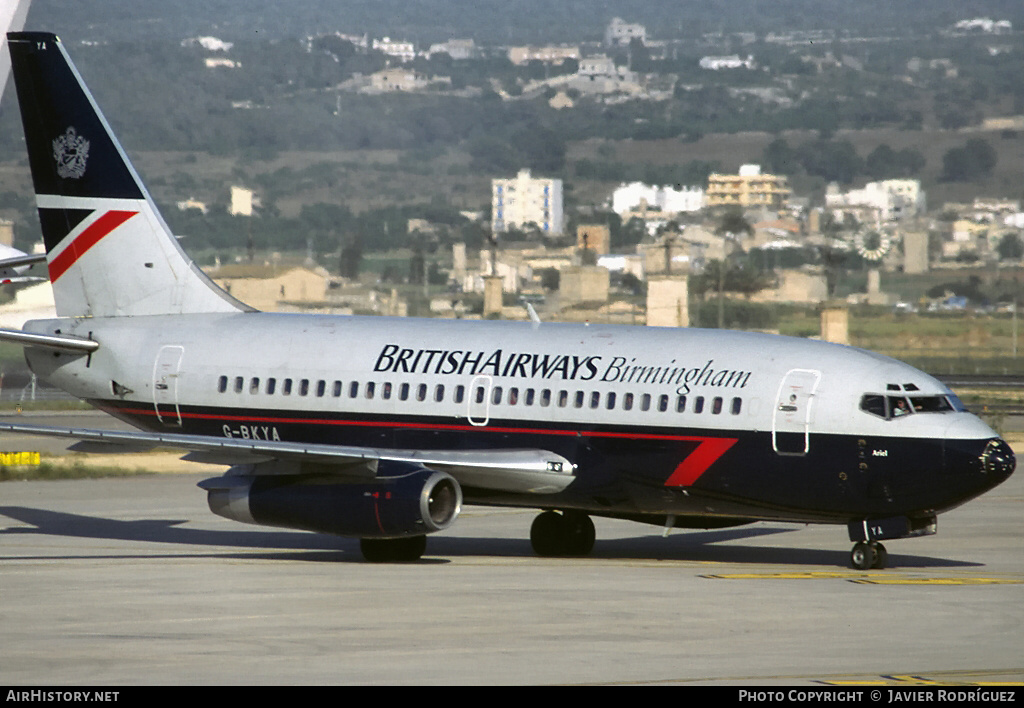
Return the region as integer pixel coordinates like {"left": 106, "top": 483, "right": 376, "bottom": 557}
{"left": 850, "top": 541, "right": 888, "bottom": 570}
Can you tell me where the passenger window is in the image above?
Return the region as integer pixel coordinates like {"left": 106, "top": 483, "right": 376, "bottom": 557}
{"left": 299, "top": 379, "right": 309, "bottom": 396}
{"left": 283, "top": 378, "right": 292, "bottom": 395}
{"left": 382, "top": 382, "right": 392, "bottom": 400}
{"left": 676, "top": 395, "right": 687, "bottom": 413}
{"left": 399, "top": 383, "right": 410, "bottom": 401}
{"left": 218, "top": 376, "right": 227, "bottom": 393}
{"left": 623, "top": 393, "right": 633, "bottom": 411}
{"left": 658, "top": 394, "right": 668, "bottom": 412}
{"left": 417, "top": 383, "right": 427, "bottom": 402}
{"left": 712, "top": 397, "right": 723, "bottom": 414}
{"left": 694, "top": 396, "right": 705, "bottom": 414}
{"left": 365, "top": 382, "right": 375, "bottom": 399}
{"left": 316, "top": 380, "right": 326, "bottom": 397}
{"left": 435, "top": 385, "right": 444, "bottom": 403}
{"left": 349, "top": 381, "right": 359, "bottom": 398}
{"left": 474, "top": 386, "right": 486, "bottom": 404}
{"left": 508, "top": 387, "right": 519, "bottom": 405}
{"left": 590, "top": 391, "right": 601, "bottom": 409}
{"left": 525, "top": 389, "right": 535, "bottom": 406}
{"left": 731, "top": 397, "right": 742, "bottom": 415}
{"left": 266, "top": 378, "right": 276, "bottom": 395}
{"left": 332, "top": 380, "right": 342, "bottom": 397}
{"left": 454, "top": 385, "right": 465, "bottom": 404}
{"left": 558, "top": 390, "right": 568, "bottom": 407}
{"left": 540, "top": 389, "right": 551, "bottom": 407}
{"left": 492, "top": 386, "right": 503, "bottom": 405}
{"left": 234, "top": 376, "right": 243, "bottom": 393}
{"left": 574, "top": 391, "right": 585, "bottom": 409}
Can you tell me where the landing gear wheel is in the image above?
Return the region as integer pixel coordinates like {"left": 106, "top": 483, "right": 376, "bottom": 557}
{"left": 850, "top": 541, "right": 876, "bottom": 571}
{"left": 870, "top": 542, "right": 888, "bottom": 570}
{"left": 562, "top": 511, "right": 596, "bottom": 556}
{"left": 360, "top": 535, "right": 427, "bottom": 562}
{"left": 530, "top": 511, "right": 568, "bottom": 556}
{"left": 530, "top": 511, "right": 596, "bottom": 557}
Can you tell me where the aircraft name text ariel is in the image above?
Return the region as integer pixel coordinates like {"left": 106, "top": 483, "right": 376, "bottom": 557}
{"left": 373, "top": 344, "right": 752, "bottom": 395}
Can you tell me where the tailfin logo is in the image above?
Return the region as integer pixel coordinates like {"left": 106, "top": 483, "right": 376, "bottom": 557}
{"left": 52, "top": 127, "right": 90, "bottom": 179}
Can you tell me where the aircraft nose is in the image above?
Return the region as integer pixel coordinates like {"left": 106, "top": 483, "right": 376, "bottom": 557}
{"left": 980, "top": 438, "right": 1016, "bottom": 482}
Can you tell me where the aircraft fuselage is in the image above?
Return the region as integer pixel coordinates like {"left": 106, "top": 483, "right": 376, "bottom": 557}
{"left": 23, "top": 312, "right": 1012, "bottom": 529}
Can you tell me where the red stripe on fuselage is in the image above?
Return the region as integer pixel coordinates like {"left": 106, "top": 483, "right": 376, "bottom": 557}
{"left": 664, "top": 437, "right": 738, "bottom": 487}
{"left": 101, "top": 402, "right": 738, "bottom": 488}
{"left": 48, "top": 210, "right": 138, "bottom": 282}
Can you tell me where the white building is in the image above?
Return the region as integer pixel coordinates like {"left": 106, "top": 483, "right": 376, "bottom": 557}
{"left": 229, "top": 186, "right": 254, "bottom": 217}
{"left": 612, "top": 182, "right": 705, "bottom": 218}
{"left": 570, "top": 55, "right": 641, "bottom": 95}
{"left": 605, "top": 17, "right": 647, "bottom": 47}
{"left": 699, "top": 55, "right": 756, "bottom": 70}
{"left": 426, "top": 39, "right": 478, "bottom": 60}
{"left": 825, "top": 179, "right": 926, "bottom": 222}
{"left": 372, "top": 37, "right": 416, "bottom": 63}
{"left": 492, "top": 169, "right": 564, "bottom": 236}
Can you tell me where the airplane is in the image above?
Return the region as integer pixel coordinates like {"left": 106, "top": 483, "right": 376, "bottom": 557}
{"left": 0, "top": 242, "right": 47, "bottom": 284}
{"left": 0, "top": 31, "right": 1015, "bottom": 567}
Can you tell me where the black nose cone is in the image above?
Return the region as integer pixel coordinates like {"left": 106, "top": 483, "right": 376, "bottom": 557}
{"left": 981, "top": 439, "right": 1016, "bottom": 482}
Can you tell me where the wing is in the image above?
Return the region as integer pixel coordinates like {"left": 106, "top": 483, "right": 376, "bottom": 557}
{"left": 0, "top": 421, "right": 576, "bottom": 494}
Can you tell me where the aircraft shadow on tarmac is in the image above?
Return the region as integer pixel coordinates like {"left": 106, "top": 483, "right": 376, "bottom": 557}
{"left": 0, "top": 505, "right": 982, "bottom": 569}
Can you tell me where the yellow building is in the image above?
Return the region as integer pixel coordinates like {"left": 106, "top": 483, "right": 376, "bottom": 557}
{"left": 706, "top": 164, "right": 791, "bottom": 209}
{"left": 209, "top": 265, "right": 330, "bottom": 312}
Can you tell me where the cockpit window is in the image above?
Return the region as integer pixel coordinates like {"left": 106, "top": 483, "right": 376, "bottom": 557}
{"left": 860, "top": 394, "right": 887, "bottom": 418}
{"left": 946, "top": 392, "right": 969, "bottom": 412}
{"left": 909, "top": 395, "right": 953, "bottom": 413}
{"left": 860, "top": 393, "right": 957, "bottom": 420}
{"left": 889, "top": 396, "right": 912, "bottom": 417}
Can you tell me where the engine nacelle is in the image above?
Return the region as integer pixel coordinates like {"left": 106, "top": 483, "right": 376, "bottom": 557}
{"left": 200, "top": 463, "right": 462, "bottom": 538}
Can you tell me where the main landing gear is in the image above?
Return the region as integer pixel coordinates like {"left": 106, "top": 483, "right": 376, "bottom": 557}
{"left": 530, "top": 510, "right": 596, "bottom": 557}
{"left": 360, "top": 535, "right": 428, "bottom": 562}
{"left": 850, "top": 541, "right": 888, "bottom": 570}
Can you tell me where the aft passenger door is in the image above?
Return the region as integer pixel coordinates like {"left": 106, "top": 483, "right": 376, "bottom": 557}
{"left": 153, "top": 345, "right": 184, "bottom": 427}
{"left": 772, "top": 368, "right": 820, "bottom": 455}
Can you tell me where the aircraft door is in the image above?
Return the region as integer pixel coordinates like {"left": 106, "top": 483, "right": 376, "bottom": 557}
{"left": 466, "top": 375, "right": 493, "bottom": 426}
{"left": 153, "top": 345, "right": 184, "bottom": 427}
{"left": 772, "top": 368, "right": 820, "bottom": 455}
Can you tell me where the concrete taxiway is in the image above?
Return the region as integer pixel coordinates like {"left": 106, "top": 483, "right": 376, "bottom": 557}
{"left": 1, "top": 444, "right": 1022, "bottom": 686}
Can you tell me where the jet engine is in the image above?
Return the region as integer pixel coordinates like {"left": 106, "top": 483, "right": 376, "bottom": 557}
{"left": 199, "top": 463, "right": 462, "bottom": 538}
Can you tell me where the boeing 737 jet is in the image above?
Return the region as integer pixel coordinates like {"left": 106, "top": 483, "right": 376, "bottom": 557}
{"left": 0, "top": 32, "right": 1015, "bottom": 566}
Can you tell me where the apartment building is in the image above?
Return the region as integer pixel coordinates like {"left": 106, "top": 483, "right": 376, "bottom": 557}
{"left": 706, "top": 164, "right": 791, "bottom": 209}
{"left": 605, "top": 17, "right": 647, "bottom": 47}
{"left": 492, "top": 169, "right": 564, "bottom": 236}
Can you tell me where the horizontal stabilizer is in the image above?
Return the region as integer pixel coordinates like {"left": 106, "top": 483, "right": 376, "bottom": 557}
{"left": 0, "top": 327, "right": 98, "bottom": 352}
{"left": 0, "top": 252, "right": 46, "bottom": 270}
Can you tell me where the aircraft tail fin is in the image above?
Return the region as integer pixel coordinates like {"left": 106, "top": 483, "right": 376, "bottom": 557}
{"left": 6, "top": 32, "right": 248, "bottom": 317}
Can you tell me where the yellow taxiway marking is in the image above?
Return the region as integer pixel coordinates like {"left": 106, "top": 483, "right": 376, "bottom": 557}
{"left": 849, "top": 577, "right": 1022, "bottom": 585}
{"left": 702, "top": 572, "right": 1022, "bottom": 584}
{"left": 823, "top": 670, "right": 1024, "bottom": 686}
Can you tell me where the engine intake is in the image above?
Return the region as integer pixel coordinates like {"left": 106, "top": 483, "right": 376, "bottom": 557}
{"left": 200, "top": 463, "right": 462, "bottom": 538}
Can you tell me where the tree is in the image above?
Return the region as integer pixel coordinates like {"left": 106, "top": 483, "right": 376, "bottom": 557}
{"left": 339, "top": 237, "right": 363, "bottom": 278}
{"left": 998, "top": 233, "right": 1024, "bottom": 261}
{"left": 714, "top": 209, "right": 756, "bottom": 328}
{"left": 941, "top": 138, "right": 997, "bottom": 182}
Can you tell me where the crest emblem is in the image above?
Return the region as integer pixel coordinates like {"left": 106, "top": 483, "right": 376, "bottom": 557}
{"left": 52, "top": 127, "right": 90, "bottom": 179}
